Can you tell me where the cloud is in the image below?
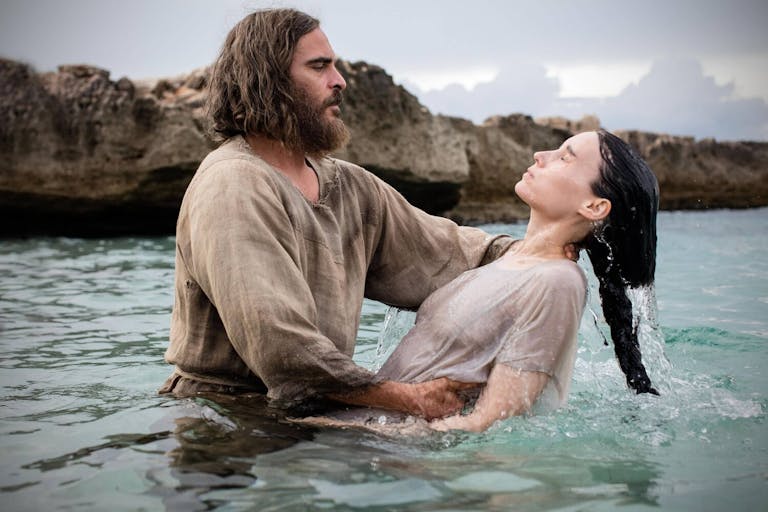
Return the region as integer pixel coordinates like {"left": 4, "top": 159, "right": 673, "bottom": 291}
{"left": 406, "top": 62, "right": 560, "bottom": 124}
{"left": 406, "top": 57, "right": 768, "bottom": 141}
{"left": 567, "top": 58, "right": 768, "bottom": 141}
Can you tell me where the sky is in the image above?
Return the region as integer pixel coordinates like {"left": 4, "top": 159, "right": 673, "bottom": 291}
{"left": 2, "top": 0, "right": 767, "bottom": 141}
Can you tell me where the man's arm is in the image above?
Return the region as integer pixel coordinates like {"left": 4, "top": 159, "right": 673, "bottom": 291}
{"left": 330, "top": 378, "right": 477, "bottom": 420}
{"left": 363, "top": 176, "right": 515, "bottom": 309}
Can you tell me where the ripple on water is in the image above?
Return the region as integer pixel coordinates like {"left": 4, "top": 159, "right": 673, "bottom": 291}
{"left": 0, "top": 215, "right": 766, "bottom": 510}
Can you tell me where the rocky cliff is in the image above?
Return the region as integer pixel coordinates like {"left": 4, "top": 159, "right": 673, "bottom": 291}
{"left": 0, "top": 59, "right": 213, "bottom": 236}
{"left": 613, "top": 131, "right": 768, "bottom": 210}
{"left": 1, "top": 58, "right": 766, "bottom": 236}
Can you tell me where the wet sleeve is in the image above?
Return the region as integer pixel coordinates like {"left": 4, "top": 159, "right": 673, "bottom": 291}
{"left": 364, "top": 177, "right": 515, "bottom": 308}
{"left": 496, "top": 265, "right": 587, "bottom": 376}
{"left": 185, "top": 161, "right": 373, "bottom": 403}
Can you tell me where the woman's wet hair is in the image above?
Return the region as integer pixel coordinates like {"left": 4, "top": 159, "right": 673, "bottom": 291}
{"left": 585, "top": 130, "right": 660, "bottom": 395}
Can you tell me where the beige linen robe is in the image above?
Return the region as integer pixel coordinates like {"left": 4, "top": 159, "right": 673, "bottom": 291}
{"left": 163, "top": 136, "right": 512, "bottom": 403}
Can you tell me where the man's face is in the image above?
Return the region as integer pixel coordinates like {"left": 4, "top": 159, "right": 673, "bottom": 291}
{"left": 288, "top": 28, "right": 349, "bottom": 156}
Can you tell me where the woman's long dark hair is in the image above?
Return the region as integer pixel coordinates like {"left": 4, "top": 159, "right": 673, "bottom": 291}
{"left": 585, "top": 130, "right": 660, "bottom": 395}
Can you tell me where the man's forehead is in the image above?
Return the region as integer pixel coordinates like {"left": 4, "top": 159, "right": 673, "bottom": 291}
{"left": 294, "top": 28, "right": 335, "bottom": 60}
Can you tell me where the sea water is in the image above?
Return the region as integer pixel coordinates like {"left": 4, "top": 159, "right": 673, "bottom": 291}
{"left": 0, "top": 208, "right": 766, "bottom": 511}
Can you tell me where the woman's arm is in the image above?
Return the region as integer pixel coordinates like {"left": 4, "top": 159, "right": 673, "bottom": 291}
{"left": 430, "top": 364, "right": 549, "bottom": 432}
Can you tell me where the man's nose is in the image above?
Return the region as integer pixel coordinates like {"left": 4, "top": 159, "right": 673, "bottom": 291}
{"left": 331, "top": 65, "right": 347, "bottom": 91}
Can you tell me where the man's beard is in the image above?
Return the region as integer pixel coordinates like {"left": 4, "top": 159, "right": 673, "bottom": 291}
{"left": 289, "top": 85, "right": 350, "bottom": 158}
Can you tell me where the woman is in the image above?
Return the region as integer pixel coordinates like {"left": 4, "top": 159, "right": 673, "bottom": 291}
{"left": 302, "top": 129, "right": 659, "bottom": 433}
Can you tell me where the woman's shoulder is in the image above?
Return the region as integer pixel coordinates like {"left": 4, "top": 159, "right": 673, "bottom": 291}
{"left": 530, "top": 259, "right": 588, "bottom": 294}
{"left": 510, "top": 260, "right": 588, "bottom": 315}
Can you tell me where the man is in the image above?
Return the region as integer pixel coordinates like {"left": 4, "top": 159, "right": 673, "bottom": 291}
{"left": 159, "top": 9, "right": 512, "bottom": 418}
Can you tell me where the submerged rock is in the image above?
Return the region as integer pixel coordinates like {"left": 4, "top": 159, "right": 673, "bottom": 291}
{"left": 1, "top": 58, "right": 766, "bottom": 236}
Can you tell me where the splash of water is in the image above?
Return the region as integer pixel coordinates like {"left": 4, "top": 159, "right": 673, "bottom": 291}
{"left": 374, "top": 277, "right": 673, "bottom": 397}
{"left": 372, "top": 307, "right": 416, "bottom": 372}
{"left": 576, "top": 249, "right": 673, "bottom": 393}
{"left": 628, "top": 284, "right": 674, "bottom": 394}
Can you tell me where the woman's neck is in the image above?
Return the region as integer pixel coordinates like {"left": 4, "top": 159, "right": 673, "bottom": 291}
{"left": 510, "top": 211, "right": 590, "bottom": 261}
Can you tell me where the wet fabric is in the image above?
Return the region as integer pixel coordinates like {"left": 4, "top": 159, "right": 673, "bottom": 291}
{"left": 163, "top": 136, "right": 513, "bottom": 403}
{"left": 376, "top": 259, "right": 588, "bottom": 405}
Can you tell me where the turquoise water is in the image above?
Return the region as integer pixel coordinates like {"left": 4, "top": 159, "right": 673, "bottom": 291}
{"left": 1, "top": 208, "right": 766, "bottom": 511}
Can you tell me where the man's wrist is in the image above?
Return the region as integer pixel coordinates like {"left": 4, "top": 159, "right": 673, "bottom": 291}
{"left": 330, "top": 381, "right": 412, "bottom": 412}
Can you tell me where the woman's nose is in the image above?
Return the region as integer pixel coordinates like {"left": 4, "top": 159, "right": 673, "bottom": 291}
{"left": 534, "top": 150, "right": 557, "bottom": 166}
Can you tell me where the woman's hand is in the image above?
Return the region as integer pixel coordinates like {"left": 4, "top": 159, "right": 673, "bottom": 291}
{"left": 430, "top": 413, "right": 484, "bottom": 433}
{"left": 431, "top": 365, "right": 550, "bottom": 432}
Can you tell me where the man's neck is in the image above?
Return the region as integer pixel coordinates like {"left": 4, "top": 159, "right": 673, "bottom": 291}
{"left": 244, "top": 133, "right": 320, "bottom": 202}
{"left": 245, "top": 133, "right": 307, "bottom": 177}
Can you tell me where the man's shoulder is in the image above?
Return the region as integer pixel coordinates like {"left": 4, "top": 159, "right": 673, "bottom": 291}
{"left": 198, "top": 136, "right": 271, "bottom": 175}
{"left": 186, "top": 137, "right": 282, "bottom": 197}
{"left": 322, "top": 156, "right": 388, "bottom": 190}
{"left": 178, "top": 139, "right": 285, "bottom": 213}
{"left": 323, "top": 156, "right": 367, "bottom": 178}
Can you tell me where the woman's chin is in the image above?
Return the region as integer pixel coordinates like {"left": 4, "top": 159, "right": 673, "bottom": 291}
{"left": 514, "top": 182, "right": 533, "bottom": 207}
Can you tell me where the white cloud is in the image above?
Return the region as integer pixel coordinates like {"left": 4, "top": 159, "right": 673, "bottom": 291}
{"left": 595, "top": 58, "right": 768, "bottom": 141}
{"left": 408, "top": 61, "right": 560, "bottom": 124}
{"left": 701, "top": 54, "right": 768, "bottom": 102}
{"left": 404, "top": 57, "right": 768, "bottom": 141}
{"left": 544, "top": 61, "right": 653, "bottom": 98}
{"left": 393, "top": 67, "right": 498, "bottom": 93}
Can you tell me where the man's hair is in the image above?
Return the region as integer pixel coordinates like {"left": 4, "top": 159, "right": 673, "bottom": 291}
{"left": 206, "top": 9, "right": 320, "bottom": 142}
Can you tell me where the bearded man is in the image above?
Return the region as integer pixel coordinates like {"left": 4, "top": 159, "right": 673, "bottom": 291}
{"left": 159, "top": 9, "right": 513, "bottom": 418}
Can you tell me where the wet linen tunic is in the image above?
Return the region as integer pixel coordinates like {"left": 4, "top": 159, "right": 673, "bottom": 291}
{"left": 163, "top": 136, "right": 512, "bottom": 403}
{"left": 376, "top": 259, "right": 588, "bottom": 405}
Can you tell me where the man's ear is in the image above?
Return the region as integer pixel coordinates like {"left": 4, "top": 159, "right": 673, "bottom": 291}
{"left": 579, "top": 198, "right": 611, "bottom": 221}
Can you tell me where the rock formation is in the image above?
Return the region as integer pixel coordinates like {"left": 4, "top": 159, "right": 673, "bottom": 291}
{"left": 614, "top": 131, "right": 768, "bottom": 210}
{"left": 1, "top": 57, "right": 766, "bottom": 236}
{"left": 0, "top": 59, "right": 213, "bottom": 236}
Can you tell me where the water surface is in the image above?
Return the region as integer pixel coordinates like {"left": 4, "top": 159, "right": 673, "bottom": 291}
{"left": 1, "top": 209, "right": 766, "bottom": 511}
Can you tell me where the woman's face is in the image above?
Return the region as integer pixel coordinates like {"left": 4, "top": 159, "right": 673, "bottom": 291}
{"left": 515, "top": 131, "right": 603, "bottom": 219}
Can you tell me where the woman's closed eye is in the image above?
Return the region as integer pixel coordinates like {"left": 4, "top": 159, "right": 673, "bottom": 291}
{"left": 559, "top": 145, "right": 577, "bottom": 163}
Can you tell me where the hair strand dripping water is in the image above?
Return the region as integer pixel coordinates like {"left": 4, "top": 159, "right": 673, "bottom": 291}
{"left": 584, "top": 130, "right": 660, "bottom": 395}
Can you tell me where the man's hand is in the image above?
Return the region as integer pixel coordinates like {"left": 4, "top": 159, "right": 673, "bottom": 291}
{"left": 400, "top": 378, "right": 470, "bottom": 419}
{"left": 330, "top": 378, "right": 474, "bottom": 420}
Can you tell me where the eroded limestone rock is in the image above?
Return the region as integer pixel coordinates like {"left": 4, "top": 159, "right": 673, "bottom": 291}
{"left": 1, "top": 58, "right": 765, "bottom": 236}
